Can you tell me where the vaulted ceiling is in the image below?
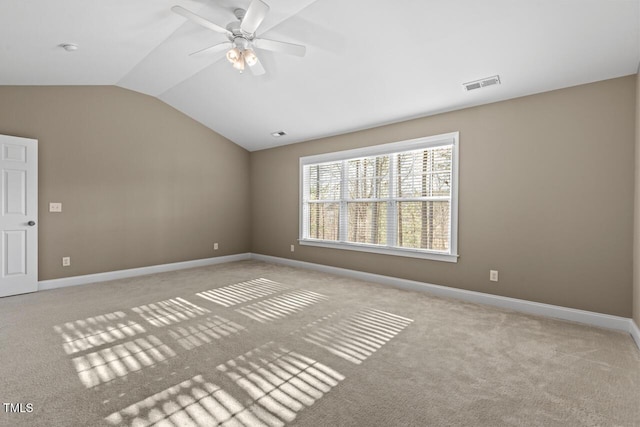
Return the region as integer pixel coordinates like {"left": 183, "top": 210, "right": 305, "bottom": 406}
{"left": 1, "top": 0, "right": 639, "bottom": 151}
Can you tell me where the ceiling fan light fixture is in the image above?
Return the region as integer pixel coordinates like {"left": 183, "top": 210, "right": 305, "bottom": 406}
{"left": 226, "top": 47, "right": 241, "bottom": 64}
{"left": 232, "top": 55, "right": 245, "bottom": 71}
{"left": 243, "top": 48, "right": 258, "bottom": 66}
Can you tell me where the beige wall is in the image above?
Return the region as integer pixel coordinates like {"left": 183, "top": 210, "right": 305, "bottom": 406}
{"left": 634, "top": 71, "right": 640, "bottom": 328}
{"left": 0, "top": 86, "right": 251, "bottom": 280}
{"left": 251, "top": 76, "right": 636, "bottom": 317}
{"left": 1, "top": 80, "right": 634, "bottom": 317}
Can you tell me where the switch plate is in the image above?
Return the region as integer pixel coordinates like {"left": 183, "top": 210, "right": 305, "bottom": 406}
{"left": 490, "top": 270, "right": 499, "bottom": 282}
{"left": 214, "top": 243, "right": 219, "bottom": 250}
{"left": 62, "top": 257, "right": 71, "bottom": 267}
{"left": 49, "top": 202, "right": 62, "bottom": 212}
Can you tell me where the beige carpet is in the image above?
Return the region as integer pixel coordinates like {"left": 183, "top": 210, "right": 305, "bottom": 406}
{"left": 0, "top": 260, "right": 638, "bottom": 427}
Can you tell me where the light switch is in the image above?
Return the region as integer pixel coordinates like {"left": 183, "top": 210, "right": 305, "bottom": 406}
{"left": 49, "top": 202, "right": 62, "bottom": 212}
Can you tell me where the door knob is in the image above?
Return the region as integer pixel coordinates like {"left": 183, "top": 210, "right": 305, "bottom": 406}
{"left": 27, "top": 221, "right": 36, "bottom": 226}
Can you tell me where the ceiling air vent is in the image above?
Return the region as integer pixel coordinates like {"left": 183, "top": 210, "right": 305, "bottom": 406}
{"left": 271, "top": 131, "right": 287, "bottom": 137}
{"left": 463, "top": 75, "right": 501, "bottom": 92}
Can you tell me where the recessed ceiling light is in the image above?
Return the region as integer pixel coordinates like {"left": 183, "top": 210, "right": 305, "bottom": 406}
{"left": 60, "top": 44, "right": 78, "bottom": 52}
{"left": 271, "top": 131, "right": 287, "bottom": 137}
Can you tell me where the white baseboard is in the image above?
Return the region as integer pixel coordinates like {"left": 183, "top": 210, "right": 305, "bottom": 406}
{"left": 631, "top": 319, "right": 640, "bottom": 350}
{"left": 38, "top": 253, "right": 251, "bottom": 291}
{"left": 35, "top": 251, "right": 640, "bottom": 351}
{"left": 251, "top": 254, "right": 638, "bottom": 343}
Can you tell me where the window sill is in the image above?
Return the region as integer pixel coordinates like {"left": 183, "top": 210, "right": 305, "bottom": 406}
{"left": 298, "top": 239, "right": 459, "bottom": 263}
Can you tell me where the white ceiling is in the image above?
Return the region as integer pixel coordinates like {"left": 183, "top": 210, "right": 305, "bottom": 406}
{"left": 1, "top": 0, "right": 638, "bottom": 151}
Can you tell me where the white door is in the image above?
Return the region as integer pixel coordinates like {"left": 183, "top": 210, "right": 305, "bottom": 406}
{"left": 0, "top": 135, "right": 37, "bottom": 297}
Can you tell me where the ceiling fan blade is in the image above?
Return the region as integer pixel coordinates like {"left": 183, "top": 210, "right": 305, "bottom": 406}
{"left": 171, "top": 6, "right": 232, "bottom": 37}
{"left": 253, "top": 38, "right": 306, "bottom": 57}
{"left": 189, "top": 41, "right": 233, "bottom": 57}
{"left": 241, "top": 0, "right": 270, "bottom": 34}
{"left": 248, "top": 56, "right": 266, "bottom": 76}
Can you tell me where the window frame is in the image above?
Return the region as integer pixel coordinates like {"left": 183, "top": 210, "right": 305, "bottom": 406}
{"left": 299, "top": 132, "right": 459, "bottom": 263}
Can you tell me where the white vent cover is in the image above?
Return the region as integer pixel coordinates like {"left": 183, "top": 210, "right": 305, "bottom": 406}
{"left": 463, "top": 75, "right": 501, "bottom": 92}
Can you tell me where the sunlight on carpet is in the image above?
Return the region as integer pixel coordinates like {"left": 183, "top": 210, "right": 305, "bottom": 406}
{"left": 53, "top": 311, "right": 147, "bottom": 355}
{"left": 217, "top": 343, "right": 345, "bottom": 424}
{"left": 132, "top": 298, "right": 210, "bottom": 327}
{"left": 168, "top": 316, "right": 246, "bottom": 351}
{"left": 104, "top": 343, "right": 345, "bottom": 427}
{"left": 196, "top": 278, "right": 290, "bottom": 307}
{"left": 72, "top": 335, "right": 177, "bottom": 388}
{"left": 302, "top": 308, "right": 413, "bottom": 364}
{"left": 235, "top": 290, "right": 328, "bottom": 323}
{"left": 104, "top": 375, "right": 268, "bottom": 427}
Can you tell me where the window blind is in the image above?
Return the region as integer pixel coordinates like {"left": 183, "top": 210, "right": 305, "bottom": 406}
{"left": 300, "top": 132, "right": 458, "bottom": 261}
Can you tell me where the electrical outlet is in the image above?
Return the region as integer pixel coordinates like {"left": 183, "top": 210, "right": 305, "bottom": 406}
{"left": 214, "top": 243, "right": 219, "bottom": 250}
{"left": 290, "top": 244, "right": 295, "bottom": 252}
{"left": 490, "top": 270, "right": 498, "bottom": 282}
{"left": 62, "top": 257, "right": 71, "bottom": 267}
{"left": 49, "top": 202, "right": 62, "bottom": 212}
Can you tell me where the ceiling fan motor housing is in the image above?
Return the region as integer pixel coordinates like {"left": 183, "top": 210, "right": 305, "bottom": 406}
{"left": 233, "top": 36, "right": 250, "bottom": 49}
{"left": 226, "top": 16, "right": 254, "bottom": 43}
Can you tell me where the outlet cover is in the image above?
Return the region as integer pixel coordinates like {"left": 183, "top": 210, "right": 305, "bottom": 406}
{"left": 214, "top": 243, "right": 219, "bottom": 250}
{"left": 490, "top": 270, "right": 498, "bottom": 282}
{"left": 62, "top": 257, "right": 71, "bottom": 267}
{"left": 49, "top": 202, "right": 62, "bottom": 212}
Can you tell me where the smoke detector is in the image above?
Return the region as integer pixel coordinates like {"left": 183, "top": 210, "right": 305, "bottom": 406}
{"left": 463, "top": 75, "right": 501, "bottom": 92}
{"left": 271, "top": 131, "right": 287, "bottom": 137}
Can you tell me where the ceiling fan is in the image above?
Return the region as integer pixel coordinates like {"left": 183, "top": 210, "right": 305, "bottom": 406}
{"left": 172, "top": 0, "right": 306, "bottom": 75}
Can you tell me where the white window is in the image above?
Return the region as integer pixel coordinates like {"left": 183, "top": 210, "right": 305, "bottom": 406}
{"left": 299, "top": 132, "right": 459, "bottom": 262}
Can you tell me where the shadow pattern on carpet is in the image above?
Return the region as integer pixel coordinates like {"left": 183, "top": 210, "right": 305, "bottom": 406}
{"left": 48, "top": 276, "right": 412, "bottom": 426}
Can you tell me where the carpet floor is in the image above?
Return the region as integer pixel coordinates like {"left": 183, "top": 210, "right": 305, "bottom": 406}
{"left": 0, "top": 260, "right": 638, "bottom": 427}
